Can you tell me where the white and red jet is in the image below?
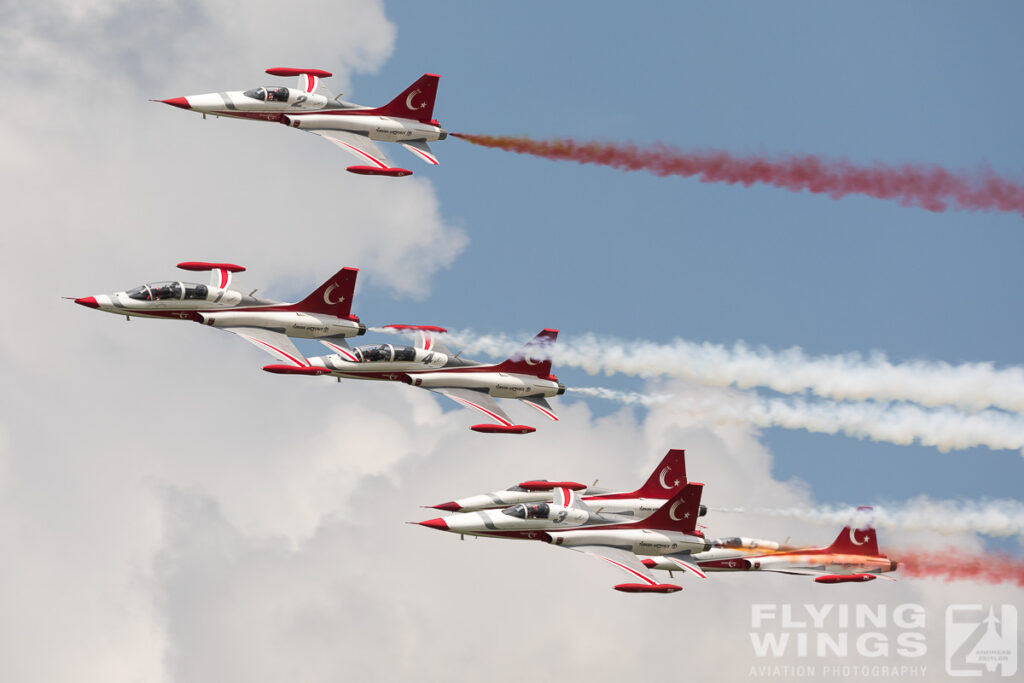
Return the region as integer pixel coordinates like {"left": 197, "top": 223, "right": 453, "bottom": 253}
{"left": 426, "top": 448, "right": 701, "bottom": 519}
{"left": 159, "top": 68, "right": 446, "bottom": 177}
{"left": 73, "top": 262, "right": 365, "bottom": 358}
{"left": 261, "top": 326, "right": 565, "bottom": 434}
{"left": 644, "top": 506, "right": 898, "bottom": 584}
{"left": 418, "top": 483, "right": 711, "bottom": 593}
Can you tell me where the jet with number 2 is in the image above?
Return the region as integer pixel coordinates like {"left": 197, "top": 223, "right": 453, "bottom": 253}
{"left": 261, "top": 326, "right": 565, "bottom": 434}
{"left": 158, "top": 68, "right": 446, "bottom": 177}
{"left": 72, "top": 263, "right": 365, "bottom": 358}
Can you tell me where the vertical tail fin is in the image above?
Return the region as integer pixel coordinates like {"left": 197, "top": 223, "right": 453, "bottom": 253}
{"left": 292, "top": 267, "right": 359, "bottom": 320}
{"left": 637, "top": 483, "right": 704, "bottom": 534}
{"left": 633, "top": 449, "right": 687, "bottom": 498}
{"left": 373, "top": 74, "right": 440, "bottom": 122}
{"left": 493, "top": 329, "right": 559, "bottom": 378}
{"left": 824, "top": 506, "right": 880, "bottom": 556}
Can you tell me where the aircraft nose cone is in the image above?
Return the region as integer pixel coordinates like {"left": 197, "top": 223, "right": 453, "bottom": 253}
{"left": 160, "top": 97, "right": 191, "bottom": 110}
{"left": 418, "top": 518, "right": 449, "bottom": 531}
{"left": 430, "top": 502, "right": 461, "bottom": 512}
{"left": 74, "top": 296, "right": 99, "bottom": 309}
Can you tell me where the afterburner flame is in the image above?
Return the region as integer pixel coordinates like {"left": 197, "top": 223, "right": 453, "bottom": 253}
{"left": 452, "top": 133, "right": 1024, "bottom": 218}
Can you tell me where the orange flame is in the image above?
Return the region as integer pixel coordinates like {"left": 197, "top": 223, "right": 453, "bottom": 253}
{"left": 452, "top": 133, "right": 1024, "bottom": 218}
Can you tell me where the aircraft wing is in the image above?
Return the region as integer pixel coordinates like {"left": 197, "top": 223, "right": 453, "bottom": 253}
{"left": 428, "top": 387, "right": 517, "bottom": 428}
{"left": 401, "top": 140, "right": 440, "bottom": 165}
{"left": 307, "top": 129, "right": 391, "bottom": 169}
{"left": 520, "top": 396, "right": 559, "bottom": 422}
{"left": 319, "top": 337, "right": 360, "bottom": 362}
{"left": 566, "top": 545, "right": 673, "bottom": 589}
{"left": 223, "top": 327, "right": 309, "bottom": 367}
{"left": 654, "top": 553, "right": 708, "bottom": 579}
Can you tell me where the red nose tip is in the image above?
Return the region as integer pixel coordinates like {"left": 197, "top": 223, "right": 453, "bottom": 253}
{"left": 641, "top": 558, "right": 657, "bottom": 568}
{"left": 418, "top": 518, "right": 449, "bottom": 531}
{"left": 74, "top": 296, "right": 99, "bottom": 309}
{"left": 161, "top": 97, "right": 191, "bottom": 110}
{"left": 430, "top": 502, "right": 461, "bottom": 512}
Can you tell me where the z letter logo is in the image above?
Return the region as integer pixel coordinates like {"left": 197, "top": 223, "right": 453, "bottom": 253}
{"left": 946, "top": 605, "right": 1018, "bottom": 677}
{"left": 323, "top": 283, "right": 346, "bottom": 306}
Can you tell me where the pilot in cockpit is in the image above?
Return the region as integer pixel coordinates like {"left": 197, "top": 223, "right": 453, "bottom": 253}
{"left": 502, "top": 503, "right": 551, "bottom": 520}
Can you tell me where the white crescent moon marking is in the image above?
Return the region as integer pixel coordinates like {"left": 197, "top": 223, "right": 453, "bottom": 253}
{"left": 323, "top": 283, "right": 346, "bottom": 306}
{"left": 658, "top": 466, "right": 681, "bottom": 490}
{"left": 524, "top": 355, "right": 541, "bottom": 366}
{"left": 405, "top": 88, "right": 425, "bottom": 110}
{"left": 669, "top": 499, "right": 685, "bottom": 521}
{"left": 849, "top": 528, "right": 867, "bottom": 546}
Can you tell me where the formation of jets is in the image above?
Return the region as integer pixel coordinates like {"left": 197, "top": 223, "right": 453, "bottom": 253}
{"left": 158, "top": 68, "right": 446, "bottom": 177}
{"left": 418, "top": 450, "right": 898, "bottom": 593}
{"left": 73, "top": 263, "right": 562, "bottom": 434}
{"left": 72, "top": 67, "right": 905, "bottom": 597}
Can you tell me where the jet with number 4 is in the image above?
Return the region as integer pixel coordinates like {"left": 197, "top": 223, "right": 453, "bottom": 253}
{"left": 158, "top": 68, "right": 446, "bottom": 177}
{"left": 644, "top": 506, "right": 898, "bottom": 584}
{"left": 72, "top": 262, "right": 365, "bottom": 357}
{"left": 426, "top": 448, "right": 701, "bottom": 518}
{"left": 418, "top": 483, "right": 711, "bottom": 593}
{"left": 260, "top": 326, "right": 565, "bottom": 434}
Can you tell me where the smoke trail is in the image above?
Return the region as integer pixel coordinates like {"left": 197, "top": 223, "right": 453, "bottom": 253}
{"left": 898, "top": 549, "right": 1024, "bottom": 586}
{"left": 453, "top": 133, "right": 1024, "bottom": 218}
{"left": 445, "top": 330, "right": 1024, "bottom": 414}
{"left": 711, "top": 498, "right": 1024, "bottom": 539}
{"left": 577, "top": 385, "right": 1024, "bottom": 455}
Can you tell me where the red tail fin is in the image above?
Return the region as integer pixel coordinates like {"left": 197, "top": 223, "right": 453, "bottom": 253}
{"left": 633, "top": 449, "right": 687, "bottom": 498}
{"left": 824, "top": 507, "right": 880, "bottom": 556}
{"left": 372, "top": 74, "right": 440, "bottom": 123}
{"left": 493, "top": 329, "right": 558, "bottom": 378}
{"left": 637, "top": 483, "right": 704, "bottom": 533}
{"left": 291, "top": 267, "right": 359, "bottom": 320}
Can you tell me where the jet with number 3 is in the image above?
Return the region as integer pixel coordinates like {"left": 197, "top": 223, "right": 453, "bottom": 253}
{"left": 418, "top": 483, "right": 711, "bottom": 593}
{"left": 158, "top": 68, "right": 446, "bottom": 177}
{"left": 72, "top": 262, "right": 366, "bottom": 359}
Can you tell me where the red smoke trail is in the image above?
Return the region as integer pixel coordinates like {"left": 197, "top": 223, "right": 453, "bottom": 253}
{"left": 898, "top": 548, "right": 1024, "bottom": 586}
{"left": 452, "top": 133, "right": 1024, "bottom": 218}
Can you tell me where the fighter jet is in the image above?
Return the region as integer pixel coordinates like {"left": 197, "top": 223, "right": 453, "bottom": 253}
{"left": 72, "top": 262, "right": 365, "bottom": 359}
{"left": 260, "top": 326, "right": 564, "bottom": 434}
{"left": 158, "top": 68, "right": 446, "bottom": 177}
{"left": 418, "top": 483, "right": 710, "bottom": 593}
{"left": 644, "top": 506, "right": 898, "bottom": 584}
{"left": 426, "top": 448, "right": 700, "bottom": 518}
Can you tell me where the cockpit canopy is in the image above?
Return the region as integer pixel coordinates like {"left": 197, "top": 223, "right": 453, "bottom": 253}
{"left": 126, "top": 281, "right": 208, "bottom": 301}
{"left": 243, "top": 86, "right": 289, "bottom": 102}
{"left": 353, "top": 344, "right": 416, "bottom": 363}
{"left": 502, "top": 503, "right": 551, "bottom": 520}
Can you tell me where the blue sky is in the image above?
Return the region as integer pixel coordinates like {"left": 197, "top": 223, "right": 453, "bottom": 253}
{"left": 344, "top": 3, "right": 1024, "bottom": 503}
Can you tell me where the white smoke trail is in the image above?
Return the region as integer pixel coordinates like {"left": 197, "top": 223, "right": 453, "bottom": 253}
{"left": 576, "top": 385, "right": 1024, "bottom": 455}
{"left": 441, "top": 330, "right": 1024, "bottom": 414}
{"left": 711, "top": 498, "right": 1024, "bottom": 540}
